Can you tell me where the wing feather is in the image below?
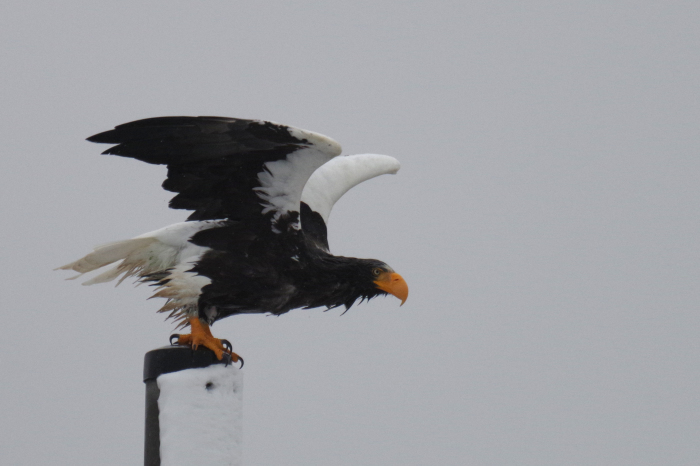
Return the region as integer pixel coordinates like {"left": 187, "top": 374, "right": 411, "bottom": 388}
{"left": 300, "top": 153, "right": 400, "bottom": 251}
{"left": 88, "top": 117, "right": 342, "bottom": 233}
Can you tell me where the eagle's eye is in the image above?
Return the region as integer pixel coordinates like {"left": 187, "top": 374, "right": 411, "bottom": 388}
{"left": 371, "top": 267, "right": 382, "bottom": 277}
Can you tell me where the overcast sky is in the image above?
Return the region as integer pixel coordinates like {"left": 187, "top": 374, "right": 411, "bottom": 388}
{"left": 2, "top": 1, "right": 699, "bottom": 465}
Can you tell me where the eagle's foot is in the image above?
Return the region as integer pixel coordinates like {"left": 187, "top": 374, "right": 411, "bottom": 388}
{"left": 170, "top": 318, "right": 243, "bottom": 367}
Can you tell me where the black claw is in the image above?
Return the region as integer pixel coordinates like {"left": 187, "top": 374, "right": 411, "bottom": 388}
{"left": 215, "top": 351, "right": 243, "bottom": 369}
{"left": 169, "top": 334, "right": 180, "bottom": 346}
{"left": 221, "top": 339, "right": 232, "bottom": 352}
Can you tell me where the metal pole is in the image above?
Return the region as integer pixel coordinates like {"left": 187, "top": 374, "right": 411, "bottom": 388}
{"left": 143, "top": 346, "right": 243, "bottom": 466}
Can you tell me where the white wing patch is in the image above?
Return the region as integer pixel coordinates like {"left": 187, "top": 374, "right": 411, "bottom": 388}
{"left": 254, "top": 127, "right": 341, "bottom": 229}
{"left": 301, "top": 153, "right": 400, "bottom": 223}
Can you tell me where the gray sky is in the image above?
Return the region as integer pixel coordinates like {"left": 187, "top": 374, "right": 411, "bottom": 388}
{"left": 2, "top": 1, "right": 699, "bottom": 465}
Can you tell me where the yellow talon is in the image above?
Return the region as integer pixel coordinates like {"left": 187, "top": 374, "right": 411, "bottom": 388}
{"left": 173, "top": 317, "right": 242, "bottom": 364}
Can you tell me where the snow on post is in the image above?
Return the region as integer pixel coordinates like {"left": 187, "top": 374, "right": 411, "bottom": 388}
{"left": 143, "top": 346, "right": 243, "bottom": 466}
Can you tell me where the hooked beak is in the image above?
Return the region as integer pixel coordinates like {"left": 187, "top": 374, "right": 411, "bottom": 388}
{"left": 374, "top": 272, "right": 409, "bottom": 305}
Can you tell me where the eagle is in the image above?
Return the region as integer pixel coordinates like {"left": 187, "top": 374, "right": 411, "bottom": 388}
{"left": 58, "top": 116, "right": 408, "bottom": 365}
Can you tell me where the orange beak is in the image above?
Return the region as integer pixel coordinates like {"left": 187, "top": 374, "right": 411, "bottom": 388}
{"left": 374, "top": 272, "right": 409, "bottom": 305}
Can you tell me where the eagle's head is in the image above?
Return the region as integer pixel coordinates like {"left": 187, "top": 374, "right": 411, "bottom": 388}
{"left": 368, "top": 262, "right": 408, "bottom": 305}
{"left": 333, "top": 258, "right": 408, "bottom": 310}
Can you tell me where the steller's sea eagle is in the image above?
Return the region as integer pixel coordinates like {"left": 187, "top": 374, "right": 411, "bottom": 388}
{"left": 57, "top": 117, "right": 408, "bottom": 365}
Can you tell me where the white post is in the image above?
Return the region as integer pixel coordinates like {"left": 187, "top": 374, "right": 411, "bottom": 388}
{"left": 144, "top": 347, "right": 243, "bottom": 466}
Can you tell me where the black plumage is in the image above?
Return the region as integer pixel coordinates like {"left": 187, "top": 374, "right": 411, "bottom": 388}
{"left": 60, "top": 116, "right": 408, "bottom": 360}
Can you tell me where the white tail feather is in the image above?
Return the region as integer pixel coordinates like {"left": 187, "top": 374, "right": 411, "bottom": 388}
{"left": 56, "top": 236, "right": 171, "bottom": 286}
{"left": 82, "top": 264, "right": 126, "bottom": 286}
{"left": 57, "top": 222, "right": 222, "bottom": 323}
{"left": 56, "top": 221, "right": 222, "bottom": 287}
{"left": 56, "top": 238, "right": 156, "bottom": 275}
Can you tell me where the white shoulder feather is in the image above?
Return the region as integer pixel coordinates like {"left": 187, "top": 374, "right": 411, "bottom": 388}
{"left": 301, "top": 153, "right": 400, "bottom": 223}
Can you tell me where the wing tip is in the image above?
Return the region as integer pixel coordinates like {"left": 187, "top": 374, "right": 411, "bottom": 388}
{"left": 346, "top": 153, "right": 401, "bottom": 174}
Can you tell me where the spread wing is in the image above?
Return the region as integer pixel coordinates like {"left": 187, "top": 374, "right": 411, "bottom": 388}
{"left": 300, "top": 153, "right": 401, "bottom": 251}
{"left": 88, "top": 116, "right": 342, "bottom": 234}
